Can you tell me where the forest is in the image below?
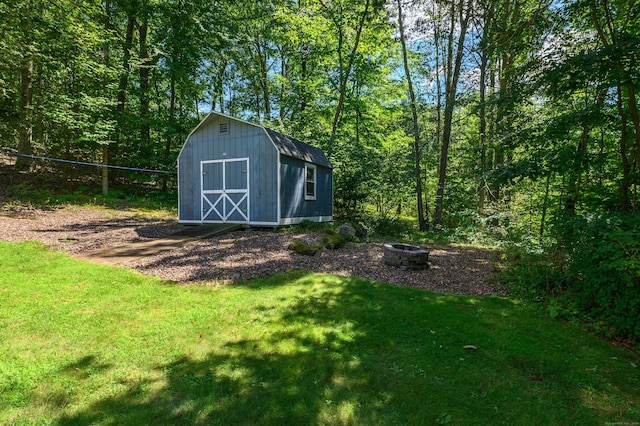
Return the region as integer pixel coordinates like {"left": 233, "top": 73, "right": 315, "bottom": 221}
{"left": 1, "top": 0, "right": 639, "bottom": 340}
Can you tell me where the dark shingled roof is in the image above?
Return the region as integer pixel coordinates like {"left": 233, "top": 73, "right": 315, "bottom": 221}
{"left": 264, "top": 128, "right": 332, "bottom": 169}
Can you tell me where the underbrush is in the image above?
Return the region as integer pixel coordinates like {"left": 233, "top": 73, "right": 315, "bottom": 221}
{"left": 557, "top": 214, "right": 640, "bottom": 341}
{"left": 0, "top": 161, "right": 177, "bottom": 212}
{"left": 288, "top": 216, "right": 422, "bottom": 243}
{"left": 501, "top": 213, "right": 640, "bottom": 346}
{"left": 2, "top": 183, "right": 177, "bottom": 213}
{"left": 329, "top": 214, "right": 503, "bottom": 247}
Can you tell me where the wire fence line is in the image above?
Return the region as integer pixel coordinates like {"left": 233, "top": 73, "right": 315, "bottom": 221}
{"left": 1, "top": 151, "right": 177, "bottom": 175}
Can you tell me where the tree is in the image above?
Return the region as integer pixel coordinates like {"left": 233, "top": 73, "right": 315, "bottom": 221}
{"left": 586, "top": 0, "right": 640, "bottom": 211}
{"left": 432, "top": 0, "right": 474, "bottom": 228}
{"left": 395, "top": 0, "right": 428, "bottom": 230}
{"left": 319, "top": 0, "right": 382, "bottom": 156}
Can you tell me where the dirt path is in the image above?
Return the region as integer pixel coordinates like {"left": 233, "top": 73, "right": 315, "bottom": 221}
{"left": 73, "top": 224, "right": 242, "bottom": 265}
{"left": 0, "top": 206, "right": 506, "bottom": 296}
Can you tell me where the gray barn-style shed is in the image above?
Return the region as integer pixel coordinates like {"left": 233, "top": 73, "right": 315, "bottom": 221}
{"left": 178, "top": 112, "right": 333, "bottom": 226}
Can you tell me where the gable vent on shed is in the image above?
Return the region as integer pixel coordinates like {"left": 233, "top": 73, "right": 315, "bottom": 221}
{"left": 219, "top": 121, "right": 230, "bottom": 134}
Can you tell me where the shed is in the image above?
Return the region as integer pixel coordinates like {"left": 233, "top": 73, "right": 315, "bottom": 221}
{"left": 177, "top": 111, "right": 333, "bottom": 226}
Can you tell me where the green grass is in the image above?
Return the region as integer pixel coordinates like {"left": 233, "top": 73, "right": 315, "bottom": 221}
{"left": 1, "top": 241, "right": 639, "bottom": 425}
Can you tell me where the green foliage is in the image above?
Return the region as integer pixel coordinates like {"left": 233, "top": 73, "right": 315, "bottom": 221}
{"left": 2, "top": 241, "right": 640, "bottom": 424}
{"left": 331, "top": 139, "right": 382, "bottom": 216}
{"left": 499, "top": 242, "right": 568, "bottom": 301}
{"left": 1, "top": 182, "right": 178, "bottom": 212}
{"left": 556, "top": 214, "right": 640, "bottom": 340}
{"left": 338, "top": 213, "right": 500, "bottom": 246}
{"left": 502, "top": 214, "right": 640, "bottom": 342}
{"left": 354, "top": 215, "right": 416, "bottom": 238}
{"left": 293, "top": 219, "right": 333, "bottom": 232}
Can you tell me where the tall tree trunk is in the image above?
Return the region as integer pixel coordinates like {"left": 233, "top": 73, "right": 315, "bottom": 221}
{"left": 433, "top": 15, "right": 442, "bottom": 151}
{"left": 490, "top": 55, "right": 512, "bottom": 202}
{"left": 300, "top": 42, "right": 309, "bottom": 114}
{"left": 16, "top": 58, "right": 34, "bottom": 171}
{"left": 433, "top": 0, "right": 472, "bottom": 228}
{"left": 397, "top": 0, "right": 427, "bottom": 231}
{"left": 163, "top": 76, "right": 176, "bottom": 192}
{"left": 488, "top": 0, "right": 521, "bottom": 204}
{"left": 617, "top": 85, "right": 632, "bottom": 212}
{"left": 34, "top": 62, "right": 44, "bottom": 149}
{"left": 564, "top": 124, "right": 589, "bottom": 215}
{"left": 540, "top": 173, "right": 551, "bottom": 237}
{"left": 478, "top": 50, "right": 488, "bottom": 212}
{"left": 589, "top": 0, "right": 638, "bottom": 209}
{"left": 477, "top": 0, "right": 494, "bottom": 213}
{"left": 210, "top": 58, "right": 228, "bottom": 113}
{"left": 564, "top": 89, "right": 606, "bottom": 214}
{"left": 256, "top": 42, "right": 271, "bottom": 119}
{"left": 326, "top": 0, "right": 371, "bottom": 156}
{"left": 139, "top": 17, "right": 151, "bottom": 148}
{"left": 280, "top": 52, "right": 286, "bottom": 121}
{"left": 102, "top": 0, "right": 113, "bottom": 194}
{"left": 114, "top": 13, "right": 136, "bottom": 169}
{"left": 626, "top": 80, "right": 640, "bottom": 170}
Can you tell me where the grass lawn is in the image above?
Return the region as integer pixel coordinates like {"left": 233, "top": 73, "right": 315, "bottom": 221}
{"left": 1, "top": 241, "right": 639, "bottom": 425}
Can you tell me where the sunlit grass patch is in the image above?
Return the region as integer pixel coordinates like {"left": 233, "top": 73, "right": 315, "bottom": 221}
{"left": 1, "top": 241, "right": 639, "bottom": 425}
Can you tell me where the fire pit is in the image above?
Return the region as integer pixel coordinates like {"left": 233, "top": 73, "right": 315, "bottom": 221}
{"left": 383, "top": 243, "right": 430, "bottom": 270}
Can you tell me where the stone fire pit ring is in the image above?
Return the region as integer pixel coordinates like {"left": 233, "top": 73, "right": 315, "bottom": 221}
{"left": 383, "top": 242, "right": 430, "bottom": 270}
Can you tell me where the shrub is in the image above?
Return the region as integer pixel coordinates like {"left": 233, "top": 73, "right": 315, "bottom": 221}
{"left": 355, "top": 215, "right": 414, "bottom": 238}
{"left": 499, "top": 243, "right": 568, "bottom": 301}
{"left": 555, "top": 214, "right": 640, "bottom": 340}
{"left": 295, "top": 220, "right": 331, "bottom": 232}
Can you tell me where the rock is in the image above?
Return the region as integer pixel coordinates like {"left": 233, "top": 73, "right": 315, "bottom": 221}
{"left": 322, "top": 229, "right": 345, "bottom": 249}
{"left": 337, "top": 223, "right": 356, "bottom": 239}
{"left": 352, "top": 222, "right": 369, "bottom": 241}
{"left": 288, "top": 241, "right": 320, "bottom": 256}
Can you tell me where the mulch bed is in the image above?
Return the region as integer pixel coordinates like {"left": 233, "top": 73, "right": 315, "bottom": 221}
{"left": 0, "top": 206, "right": 507, "bottom": 296}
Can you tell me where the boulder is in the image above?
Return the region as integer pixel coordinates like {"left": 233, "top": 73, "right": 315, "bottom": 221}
{"left": 288, "top": 241, "right": 322, "bottom": 256}
{"left": 337, "top": 223, "right": 356, "bottom": 239}
{"left": 322, "top": 229, "right": 345, "bottom": 249}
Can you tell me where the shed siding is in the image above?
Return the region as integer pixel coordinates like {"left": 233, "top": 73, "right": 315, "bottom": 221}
{"left": 178, "top": 143, "right": 196, "bottom": 220}
{"left": 280, "top": 156, "right": 333, "bottom": 220}
{"left": 178, "top": 116, "right": 278, "bottom": 223}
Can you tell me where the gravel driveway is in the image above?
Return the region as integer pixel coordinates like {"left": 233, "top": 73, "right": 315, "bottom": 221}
{"left": 0, "top": 206, "right": 506, "bottom": 296}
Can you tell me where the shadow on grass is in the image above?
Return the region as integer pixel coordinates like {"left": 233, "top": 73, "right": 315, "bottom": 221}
{"left": 60, "top": 355, "right": 113, "bottom": 380}
{"left": 52, "top": 272, "right": 639, "bottom": 425}
{"left": 54, "top": 274, "right": 470, "bottom": 425}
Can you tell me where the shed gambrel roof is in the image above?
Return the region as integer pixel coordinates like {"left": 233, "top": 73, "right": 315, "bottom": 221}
{"left": 264, "top": 128, "right": 332, "bottom": 169}
{"left": 185, "top": 111, "right": 332, "bottom": 169}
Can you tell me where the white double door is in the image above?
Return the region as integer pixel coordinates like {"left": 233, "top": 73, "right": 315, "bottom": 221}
{"left": 201, "top": 158, "right": 249, "bottom": 223}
